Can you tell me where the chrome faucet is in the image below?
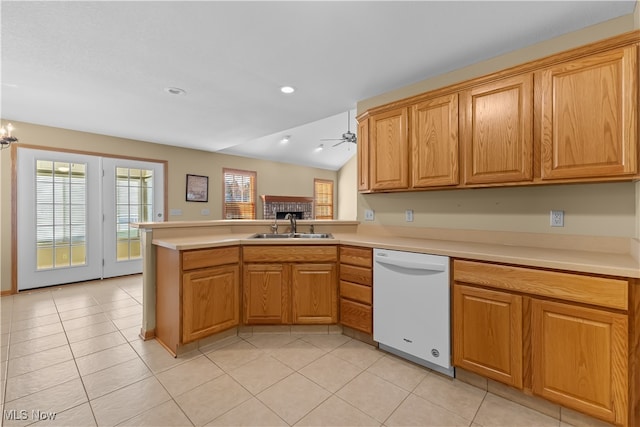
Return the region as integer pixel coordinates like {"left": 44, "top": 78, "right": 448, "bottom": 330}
{"left": 285, "top": 213, "right": 297, "bottom": 234}
{"left": 270, "top": 208, "right": 278, "bottom": 234}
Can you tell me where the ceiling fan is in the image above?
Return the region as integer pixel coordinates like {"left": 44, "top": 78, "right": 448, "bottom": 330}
{"left": 321, "top": 110, "right": 357, "bottom": 147}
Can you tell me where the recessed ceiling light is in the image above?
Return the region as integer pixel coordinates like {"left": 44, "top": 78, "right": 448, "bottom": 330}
{"left": 164, "top": 87, "right": 186, "bottom": 96}
{"left": 280, "top": 86, "right": 295, "bottom": 94}
{"left": 280, "top": 135, "right": 290, "bottom": 144}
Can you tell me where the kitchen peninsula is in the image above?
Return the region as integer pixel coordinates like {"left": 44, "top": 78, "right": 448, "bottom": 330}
{"left": 135, "top": 218, "right": 639, "bottom": 426}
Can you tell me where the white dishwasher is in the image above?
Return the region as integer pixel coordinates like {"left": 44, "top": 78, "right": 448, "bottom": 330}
{"left": 373, "top": 248, "right": 453, "bottom": 377}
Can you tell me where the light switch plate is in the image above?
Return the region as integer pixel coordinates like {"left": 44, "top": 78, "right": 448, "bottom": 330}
{"left": 405, "top": 209, "right": 414, "bottom": 222}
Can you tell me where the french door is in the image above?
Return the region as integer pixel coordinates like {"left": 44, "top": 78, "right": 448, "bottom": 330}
{"left": 102, "top": 158, "right": 164, "bottom": 278}
{"left": 17, "top": 148, "right": 164, "bottom": 290}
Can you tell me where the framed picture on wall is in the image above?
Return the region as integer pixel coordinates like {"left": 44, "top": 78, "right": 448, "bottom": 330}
{"left": 186, "top": 174, "right": 209, "bottom": 202}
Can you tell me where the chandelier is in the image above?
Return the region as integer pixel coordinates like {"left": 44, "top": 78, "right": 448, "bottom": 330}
{"left": 0, "top": 123, "right": 18, "bottom": 150}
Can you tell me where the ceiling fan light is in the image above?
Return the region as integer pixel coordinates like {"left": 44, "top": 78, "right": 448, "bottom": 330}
{"left": 280, "top": 135, "right": 290, "bottom": 144}
{"left": 280, "top": 86, "right": 295, "bottom": 94}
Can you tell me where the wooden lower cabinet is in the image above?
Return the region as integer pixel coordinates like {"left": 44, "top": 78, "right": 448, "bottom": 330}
{"left": 183, "top": 265, "right": 240, "bottom": 343}
{"left": 291, "top": 264, "right": 337, "bottom": 324}
{"left": 452, "top": 259, "right": 636, "bottom": 426}
{"left": 338, "top": 246, "right": 373, "bottom": 334}
{"left": 156, "top": 246, "right": 240, "bottom": 355}
{"left": 453, "top": 284, "right": 523, "bottom": 388}
{"left": 243, "top": 264, "right": 289, "bottom": 324}
{"left": 531, "top": 299, "right": 628, "bottom": 425}
{"left": 242, "top": 245, "right": 338, "bottom": 326}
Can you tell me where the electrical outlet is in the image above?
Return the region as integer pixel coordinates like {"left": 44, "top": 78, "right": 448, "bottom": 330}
{"left": 364, "top": 209, "right": 375, "bottom": 221}
{"left": 201, "top": 208, "right": 210, "bottom": 216}
{"left": 405, "top": 209, "right": 414, "bottom": 222}
{"left": 169, "top": 209, "right": 182, "bottom": 216}
{"left": 550, "top": 210, "right": 564, "bottom": 227}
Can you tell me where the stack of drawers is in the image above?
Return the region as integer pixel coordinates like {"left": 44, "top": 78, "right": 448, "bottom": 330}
{"left": 339, "top": 246, "right": 373, "bottom": 334}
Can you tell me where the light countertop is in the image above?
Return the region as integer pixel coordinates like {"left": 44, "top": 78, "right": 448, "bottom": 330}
{"left": 152, "top": 232, "right": 640, "bottom": 279}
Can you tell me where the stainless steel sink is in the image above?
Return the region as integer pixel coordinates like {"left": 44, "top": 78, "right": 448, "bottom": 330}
{"left": 249, "top": 232, "right": 333, "bottom": 239}
{"left": 292, "top": 233, "right": 333, "bottom": 239}
{"left": 249, "top": 233, "right": 294, "bottom": 239}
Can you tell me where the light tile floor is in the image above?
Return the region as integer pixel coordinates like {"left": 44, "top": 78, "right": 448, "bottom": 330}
{"left": 0, "top": 275, "right": 579, "bottom": 426}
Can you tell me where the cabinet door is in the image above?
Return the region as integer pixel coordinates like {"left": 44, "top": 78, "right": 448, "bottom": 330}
{"left": 357, "top": 118, "right": 370, "bottom": 191}
{"left": 531, "top": 299, "right": 628, "bottom": 424}
{"left": 411, "top": 93, "right": 459, "bottom": 187}
{"left": 540, "top": 46, "right": 638, "bottom": 180}
{"left": 182, "top": 265, "right": 240, "bottom": 343}
{"left": 243, "top": 264, "right": 289, "bottom": 324}
{"left": 453, "top": 284, "right": 523, "bottom": 388}
{"left": 370, "top": 107, "right": 409, "bottom": 190}
{"left": 461, "top": 74, "right": 533, "bottom": 185}
{"left": 291, "top": 263, "right": 337, "bottom": 324}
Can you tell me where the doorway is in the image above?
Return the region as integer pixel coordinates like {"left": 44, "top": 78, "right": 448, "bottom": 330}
{"left": 16, "top": 148, "right": 164, "bottom": 290}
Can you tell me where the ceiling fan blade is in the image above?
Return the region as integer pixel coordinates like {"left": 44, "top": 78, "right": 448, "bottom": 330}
{"left": 332, "top": 140, "right": 346, "bottom": 147}
{"left": 321, "top": 138, "right": 344, "bottom": 141}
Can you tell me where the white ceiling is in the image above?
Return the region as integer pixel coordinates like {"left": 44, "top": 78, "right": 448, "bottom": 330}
{"left": 1, "top": 1, "right": 636, "bottom": 171}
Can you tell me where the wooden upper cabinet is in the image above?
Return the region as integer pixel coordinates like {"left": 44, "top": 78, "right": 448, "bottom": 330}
{"left": 357, "top": 118, "right": 370, "bottom": 191}
{"left": 461, "top": 74, "right": 533, "bottom": 185}
{"left": 411, "top": 93, "right": 459, "bottom": 188}
{"left": 540, "top": 45, "right": 638, "bottom": 180}
{"left": 369, "top": 107, "right": 409, "bottom": 190}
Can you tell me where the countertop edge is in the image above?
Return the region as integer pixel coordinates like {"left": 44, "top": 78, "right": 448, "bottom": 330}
{"left": 151, "top": 233, "right": 640, "bottom": 279}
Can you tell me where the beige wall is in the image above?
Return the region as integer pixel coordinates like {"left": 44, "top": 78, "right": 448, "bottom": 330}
{"left": 0, "top": 121, "right": 342, "bottom": 292}
{"left": 337, "top": 155, "right": 357, "bottom": 220}
{"left": 356, "top": 12, "right": 640, "bottom": 239}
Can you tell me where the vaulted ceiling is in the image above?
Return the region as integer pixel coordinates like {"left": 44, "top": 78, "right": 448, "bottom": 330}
{"left": 2, "top": 1, "right": 636, "bottom": 170}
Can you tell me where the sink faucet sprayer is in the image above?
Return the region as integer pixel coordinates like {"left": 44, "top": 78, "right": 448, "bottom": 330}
{"left": 271, "top": 208, "right": 278, "bottom": 234}
{"left": 285, "top": 213, "right": 297, "bottom": 234}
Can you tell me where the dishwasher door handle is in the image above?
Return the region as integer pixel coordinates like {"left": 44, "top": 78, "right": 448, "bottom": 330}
{"left": 375, "top": 255, "right": 446, "bottom": 272}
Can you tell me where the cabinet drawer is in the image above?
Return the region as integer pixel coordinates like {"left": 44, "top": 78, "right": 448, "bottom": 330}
{"left": 340, "top": 264, "right": 372, "bottom": 286}
{"left": 453, "top": 260, "right": 628, "bottom": 310}
{"left": 243, "top": 245, "right": 337, "bottom": 263}
{"left": 182, "top": 246, "right": 240, "bottom": 271}
{"left": 340, "top": 299, "right": 372, "bottom": 334}
{"left": 340, "top": 281, "right": 372, "bottom": 305}
{"left": 340, "top": 246, "right": 373, "bottom": 268}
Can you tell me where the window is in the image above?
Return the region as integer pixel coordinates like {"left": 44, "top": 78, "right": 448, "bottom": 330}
{"left": 223, "top": 168, "right": 257, "bottom": 219}
{"left": 314, "top": 179, "right": 334, "bottom": 219}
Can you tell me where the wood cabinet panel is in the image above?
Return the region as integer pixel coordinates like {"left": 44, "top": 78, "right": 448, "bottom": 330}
{"left": 340, "top": 299, "right": 372, "bottom": 334}
{"left": 182, "top": 246, "right": 240, "bottom": 271}
{"left": 339, "top": 264, "right": 372, "bottom": 286}
{"left": 340, "top": 281, "right": 372, "bottom": 305}
{"left": 411, "top": 93, "right": 459, "bottom": 187}
{"left": 243, "top": 245, "right": 337, "bottom": 263}
{"left": 370, "top": 107, "right": 409, "bottom": 190}
{"left": 453, "top": 284, "right": 523, "bottom": 388}
{"left": 532, "top": 299, "right": 628, "bottom": 424}
{"left": 182, "top": 265, "right": 239, "bottom": 343}
{"left": 454, "top": 260, "right": 628, "bottom": 310}
{"left": 540, "top": 45, "right": 638, "bottom": 180}
{"left": 339, "top": 246, "right": 373, "bottom": 268}
{"left": 156, "top": 245, "right": 240, "bottom": 356}
{"left": 357, "top": 118, "right": 370, "bottom": 191}
{"left": 243, "top": 263, "right": 289, "bottom": 324}
{"left": 461, "top": 74, "right": 533, "bottom": 185}
{"left": 291, "top": 264, "right": 337, "bottom": 324}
